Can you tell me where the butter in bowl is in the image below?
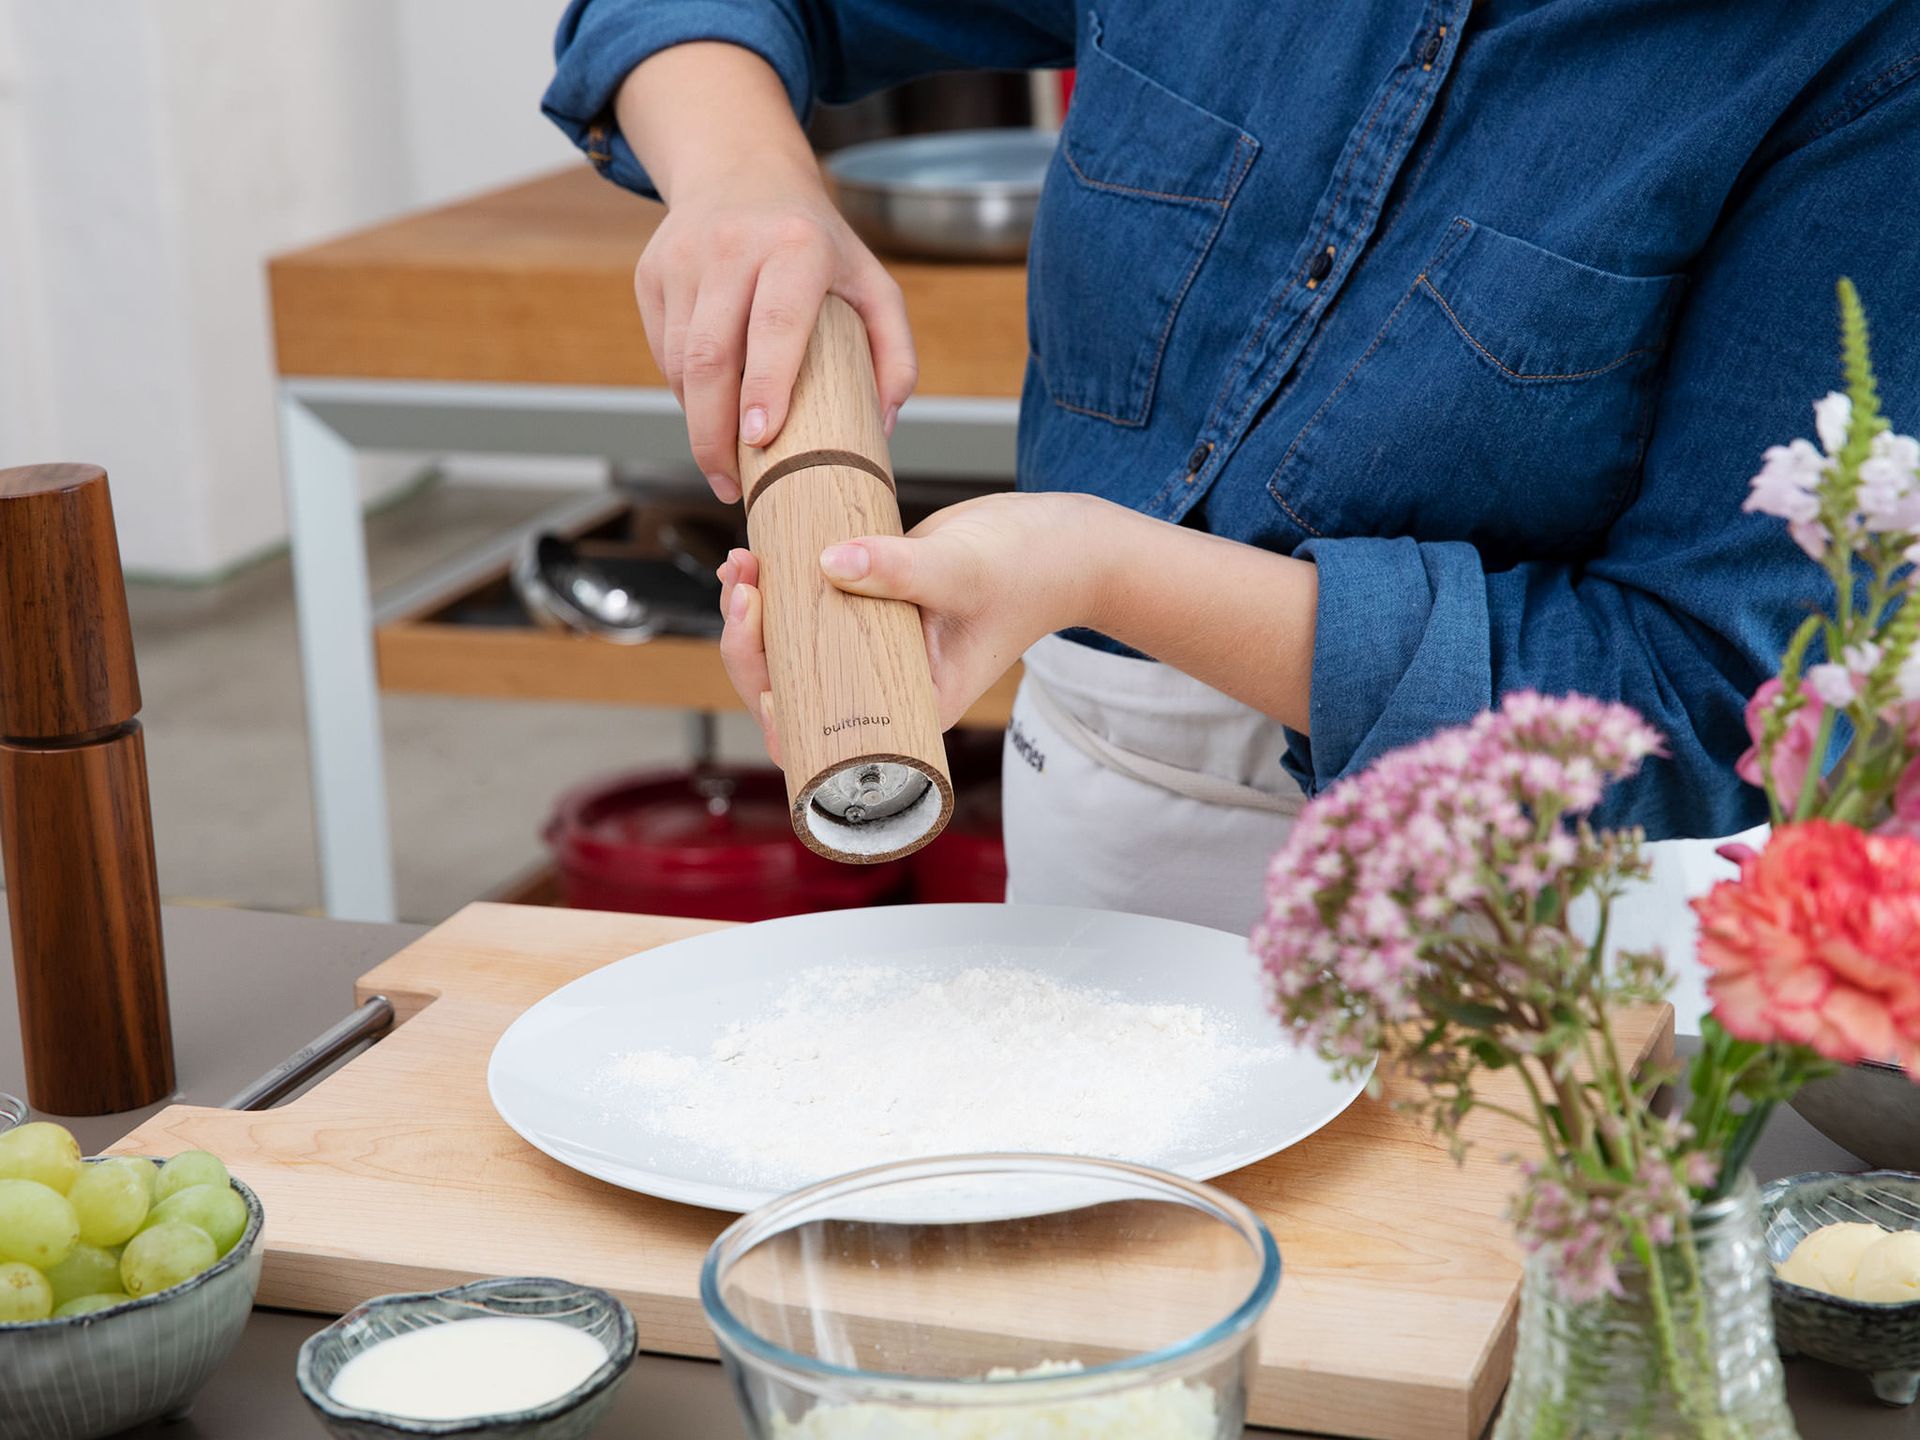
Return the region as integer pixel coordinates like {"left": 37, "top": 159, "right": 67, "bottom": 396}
{"left": 1762, "top": 1170, "right": 1920, "bottom": 1405}
{"left": 296, "top": 1277, "right": 637, "bottom": 1439}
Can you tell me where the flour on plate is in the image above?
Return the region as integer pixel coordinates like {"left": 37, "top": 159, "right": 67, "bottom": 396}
{"left": 594, "top": 965, "right": 1278, "bottom": 1188}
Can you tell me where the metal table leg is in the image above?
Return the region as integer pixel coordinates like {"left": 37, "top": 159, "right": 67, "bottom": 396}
{"left": 278, "top": 388, "right": 396, "bottom": 921}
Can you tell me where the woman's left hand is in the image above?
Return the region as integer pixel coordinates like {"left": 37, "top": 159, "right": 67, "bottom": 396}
{"left": 716, "top": 491, "right": 1107, "bottom": 749}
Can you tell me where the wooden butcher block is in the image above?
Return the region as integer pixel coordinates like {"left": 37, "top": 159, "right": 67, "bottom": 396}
{"left": 112, "top": 902, "right": 1673, "bottom": 1440}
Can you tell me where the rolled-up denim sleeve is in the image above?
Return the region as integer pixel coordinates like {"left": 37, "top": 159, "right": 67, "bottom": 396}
{"left": 1284, "top": 74, "right": 1920, "bottom": 841}
{"left": 545, "top": 0, "right": 1075, "bottom": 198}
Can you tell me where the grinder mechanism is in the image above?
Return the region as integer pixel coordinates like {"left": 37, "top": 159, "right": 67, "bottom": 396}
{"left": 738, "top": 296, "right": 953, "bottom": 863}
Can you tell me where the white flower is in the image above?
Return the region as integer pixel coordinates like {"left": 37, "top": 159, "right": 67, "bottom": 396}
{"left": 1815, "top": 391, "right": 1853, "bottom": 456}
{"left": 1843, "top": 641, "right": 1885, "bottom": 675}
{"left": 1859, "top": 431, "right": 1920, "bottom": 534}
{"left": 1744, "top": 439, "right": 1825, "bottom": 523}
{"left": 1899, "top": 651, "right": 1920, "bottom": 704}
{"left": 1789, "top": 518, "right": 1831, "bottom": 561}
{"left": 1806, "top": 662, "right": 1860, "bottom": 707}
{"left": 1908, "top": 537, "right": 1920, "bottom": 569}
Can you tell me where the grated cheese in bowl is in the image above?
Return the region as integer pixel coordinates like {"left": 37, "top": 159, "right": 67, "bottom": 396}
{"left": 771, "top": 1364, "right": 1221, "bottom": 1439}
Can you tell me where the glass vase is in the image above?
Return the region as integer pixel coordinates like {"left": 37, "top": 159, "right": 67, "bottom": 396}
{"left": 1495, "top": 1172, "right": 1799, "bottom": 1440}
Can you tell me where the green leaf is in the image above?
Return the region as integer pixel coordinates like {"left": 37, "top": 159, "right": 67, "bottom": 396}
{"left": 1437, "top": 1000, "right": 1506, "bottom": 1031}
{"left": 1468, "top": 1037, "right": 1512, "bottom": 1071}
{"left": 1543, "top": 1102, "right": 1571, "bottom": 1143}
{"left": 1778, "top": 613, "right": 1826, "bottom": 688}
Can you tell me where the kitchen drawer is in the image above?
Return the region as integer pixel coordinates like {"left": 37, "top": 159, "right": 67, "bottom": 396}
{"left": 372, "top": 493, "right": 1019, "bottom": 729}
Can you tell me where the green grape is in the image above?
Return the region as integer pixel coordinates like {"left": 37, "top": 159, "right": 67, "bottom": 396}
{"left": 147, "top": 1183, "right": 246, "bottom": 1257}
{"left": 153, "top": 1151, "right": 229, "bottom": 1205}
{"left": 68, "top": 1162, "right": 150, "bottom": 1248}
{"left": 0, "top": 1122, "right": 82, "bottom": 1193}
{"left": 0, "top": 1261, "right": 52, "bottom": 1322}
{"left": 54, "top": 1292, "right": 129, "bottom": 1318}
{"left": 94, "top": 1156, "right": 157, "bottom": 1207}
{"left": 0, "top": 1179, "right": 80, "bottom": 1269}
{"left": 43, "top": 1243, "right": 124, "bottom": 1307}
{"left": 120, "top": 1222, "right": 215, "bottom": 1298}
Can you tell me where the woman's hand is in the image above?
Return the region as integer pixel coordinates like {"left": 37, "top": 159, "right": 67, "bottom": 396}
{"left": 636, "top": 173, "right": 916, "bottom": 502}
{"left": 716, "top": 492, "right": 1109, "bottom": 756}
{"left": 617, "top": 44, "right": 918, "bottom": 503}
{"left": 716, "top": 487, "right": 1319, "bottom": 763}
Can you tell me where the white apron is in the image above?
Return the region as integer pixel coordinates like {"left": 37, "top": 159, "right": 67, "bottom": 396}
{"left": 1001, "top": 634, "right": 1304, "bottom": 935}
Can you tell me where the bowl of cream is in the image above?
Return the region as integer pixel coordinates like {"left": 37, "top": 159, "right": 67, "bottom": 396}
{"left": 296, "top": 1277, "right": 635, "bottom": 1439}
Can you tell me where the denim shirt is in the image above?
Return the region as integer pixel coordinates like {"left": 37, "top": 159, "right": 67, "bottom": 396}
{"left": 546, "top": 1, "right": 1920, "bottom": 839}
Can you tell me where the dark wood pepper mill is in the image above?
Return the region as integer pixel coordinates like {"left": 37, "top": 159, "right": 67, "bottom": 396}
{"left": 0, "top": 463, "right": 175, "bottom": 1114}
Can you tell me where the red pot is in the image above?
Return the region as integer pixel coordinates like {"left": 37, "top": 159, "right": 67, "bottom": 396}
{"left": 545, "top": 767, "right": 908, "bottom": 921}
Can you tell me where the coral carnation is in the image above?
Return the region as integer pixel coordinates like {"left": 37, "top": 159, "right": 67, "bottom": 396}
{"left": 1693, "top": 821, "right": 1920, "bottom": 1071}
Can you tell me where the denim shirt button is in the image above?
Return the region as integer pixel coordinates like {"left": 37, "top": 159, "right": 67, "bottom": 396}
{"left": 1308, "top": 249, "right": 1334, "bottom": 283}
{"left": 1185, "top": 442, "right": 1213, "bottom": 474}
{"left": 1421, "top": 34, "right": 1443, "bottom": 65}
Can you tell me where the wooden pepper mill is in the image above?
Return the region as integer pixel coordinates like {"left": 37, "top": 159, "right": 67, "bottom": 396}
{"left": 0, "top": 464, "right": 175, "bottom": 1113}
{"left": 739, "top": 297, "right": 954, "bottom": 863}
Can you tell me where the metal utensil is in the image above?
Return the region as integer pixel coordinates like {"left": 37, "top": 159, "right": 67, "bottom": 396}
{"left": 826, "top": 128, "right": 1057, "bottom": 261}
{"left": 223, "top": 996, "right": 394, "bottom": 1111}
{"left": 512, "top": 533, "right": 723, "bottom": 643}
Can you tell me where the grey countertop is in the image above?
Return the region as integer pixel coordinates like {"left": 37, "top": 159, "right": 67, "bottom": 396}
{"left": 0, "top": 900, "right": 1910, "bottom": 1438}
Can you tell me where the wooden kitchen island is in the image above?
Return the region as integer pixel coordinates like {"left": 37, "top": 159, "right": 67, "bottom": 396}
{"left": 269, "top": 166, "right": 1029, "bottom": 921}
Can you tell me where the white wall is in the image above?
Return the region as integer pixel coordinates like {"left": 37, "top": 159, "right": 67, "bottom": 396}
{"left": 395, "top": 0, "right": 578, "bottom": 208}
{"left": 0, "top": 0, "right": 583, "bottom": 579}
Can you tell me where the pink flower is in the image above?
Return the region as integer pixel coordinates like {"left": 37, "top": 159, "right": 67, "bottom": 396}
{"left": 1684, "top": 1152, "right": 1720, "bottom": 1191}
{"left": 1693, "top": 821, "right": 1920, "bottom": 1071}
{"left": 1256, "top": 693, "right": 1664, "bottom": 1065}
{"left": 1734, "top": 679, "right": 1822, "bottom": 802}
{"left": 1882, "top": 757, "right": 1920, "bottom": 840}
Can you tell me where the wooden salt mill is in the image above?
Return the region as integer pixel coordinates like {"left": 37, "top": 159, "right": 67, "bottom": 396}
{"left": 739, "top": 297, "right": 954, "bottom": 863}
{"left": 0, "top": 464, "right": 175, "bottom": 1113}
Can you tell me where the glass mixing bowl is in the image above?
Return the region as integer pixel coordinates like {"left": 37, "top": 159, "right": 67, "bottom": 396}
{"left": 700, "top": 1154, "right": 1280, "bottom": 1439}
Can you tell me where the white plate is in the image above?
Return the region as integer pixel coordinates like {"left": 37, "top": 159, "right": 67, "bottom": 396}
{"left": 487, "top": 904, "right": 1369, "bottom": 1214}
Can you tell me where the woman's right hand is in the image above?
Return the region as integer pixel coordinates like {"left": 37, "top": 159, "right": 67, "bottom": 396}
{"left": 633, "top": 157, "right": 917, "bottom": 503}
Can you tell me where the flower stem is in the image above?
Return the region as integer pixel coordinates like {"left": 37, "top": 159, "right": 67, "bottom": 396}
{"left": 1793, "top": 704, "right": 1838, "bottom": 821}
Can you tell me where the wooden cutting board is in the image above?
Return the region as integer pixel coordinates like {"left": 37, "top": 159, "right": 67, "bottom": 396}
{"left": 112, "top": 902, "right": 1672, "bottom": 1440}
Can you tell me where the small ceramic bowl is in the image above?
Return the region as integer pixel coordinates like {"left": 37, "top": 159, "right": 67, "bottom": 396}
{"left": 296, "top": 1277, "right": 637, "bottom": 1440}
{"left": 0, "top": 1158, "right": 266, "bottom": 1440}
{"left": 1761, "top": 1170, "right": 1920, "bottom": 1405}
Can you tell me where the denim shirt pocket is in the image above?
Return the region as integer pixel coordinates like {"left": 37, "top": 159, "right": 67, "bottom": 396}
{"left": 1268, "top": 217, "right": 1684, "bottom": 554}
{"left": 1028, "top": 15, "right": 1259, "bottom": 427}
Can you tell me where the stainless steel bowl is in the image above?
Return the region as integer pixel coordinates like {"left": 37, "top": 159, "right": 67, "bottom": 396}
{"left": 1792, "top": 1060, "right": 1920, "bottom": 1171}
{"left": 826, "top": 129, "right": 1057, "bottom": 261}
